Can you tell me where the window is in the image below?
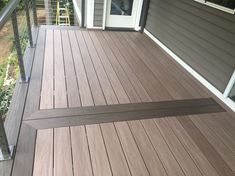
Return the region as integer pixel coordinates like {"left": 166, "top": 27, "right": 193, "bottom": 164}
{"left": 194, "top": 0, "right": 235, "bottom": 14}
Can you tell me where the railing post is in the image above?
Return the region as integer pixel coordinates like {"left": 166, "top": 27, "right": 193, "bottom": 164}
{"left": 32, "top": 0, "right": 38, "bottom": 26}
{"left": 11, "top": 10, "right": 28, "bottom": 83}
{"left": 25, "top": 0, "right": 34, "bottom": 47}
{"left": 0, "top": 118, "right": 14, "bottom": 161}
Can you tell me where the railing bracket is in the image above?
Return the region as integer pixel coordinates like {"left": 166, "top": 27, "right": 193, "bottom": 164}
{"left": 0, "top": 145, "right": 15, "bottom": 161}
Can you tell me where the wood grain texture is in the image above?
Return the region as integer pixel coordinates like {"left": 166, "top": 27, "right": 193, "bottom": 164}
{"left": 40, "top": 29, "right": 54, "bottom": 109}
{"left": 115, "top": 121, "right": 150, "bottom": 176}
{"left": 100, "top": 123, "right": 131, "bottom": 176}
{"left": 54, "top": 127, "right": 73, "bottom": 176}
{"left": 54, "top": 30, "right": 68, "bottom": 108}
{"left": 141, "top": 119, "right": 185, "bottom": 176}
{"left": 86, "top": 124, "right": 112, "bottom": 176}
{"left": 178, "top": 116, "right": 234, "bottom": 176}
{"left": 70, "top": 126, "right": 93, "bottom": 176}
{"left": 61, "top": 30, "right": 81, "bottom": 108}
{"left": 33, "top": 129, "right": 53, "bottom": 176}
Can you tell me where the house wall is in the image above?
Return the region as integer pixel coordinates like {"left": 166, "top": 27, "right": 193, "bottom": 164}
{"left": 93, "top": 0, "right": 104, "bottom": 27}
{"left": 145, "top": 0, "right": 235, "bottom": 92}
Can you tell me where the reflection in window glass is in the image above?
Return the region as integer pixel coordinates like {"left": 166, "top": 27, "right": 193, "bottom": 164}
{"left": 207, "top": 0, "right": 235, "bottom": 9}
{"left": 229, "top": 83, "right": 235, "bottom": 101}
{"left": 110, "top": 0, "right": 133, "bottom": 16}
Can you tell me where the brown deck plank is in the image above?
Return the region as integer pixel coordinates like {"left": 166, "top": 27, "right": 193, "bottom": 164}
{"left": 54, "top": 29, "right": 68, "bottom": 108}
{"left": 100, "top": 123, "right": 132, "bottom": 176}
{"left": 128, "top": 120, "right": 167, "bottom": 176}
{"left": 76, "top": 30, "right": 108, "bottom": 106}
{"left": 178, "top": 116, "right": 234, "bottom": 176}
{"left": 191, "top": 116, "right": 235, "bottom": 172}
{"left": 111, "top": 32, "right": 168, "bottom": 101}
{"left": 61, "top": 30, "right": 81, "bottom": 107}
{"left": 70, "top": 126, "right": 93, "bottom": 176}
{"left": 93, "top": 31, "right": 142, "bottom": 103}
{"left": 68, "top": 30, "right": 94, "bottom": 107}
{"left": 155, "top": 118, "right": 202, "bottom": 176}
{"left": 126, "top": 32, "right": 193, "bottom": 99}
{"left": 202, "top": 115, "right": 235, "bottom": 154}
{"left": 86, "top": 124, "right": 112, "bottom": 176}
{"left": 24, "top": 27, "right": 46, "bottom": 117}
{"left": 40, "top": 29, "right": 54, "bottom": 109}
{"left": 11, "top": 124, "right": 37, "bottom": 176}
{"left": 141, "top": 119, "right": 185, "bottom": 176}
{"left": 166, "top": 117, "right": 220, "bottom": 176}
{"left": 82, "top": 30, "right": 130, "bottom": 105}
{"left": 132, "top": 32, "right": 208, "bottom": 98}
{"left": 116, "top": 32, "right": 172, "bottom": 101}
{"left": 115, "top": 121, "right": 150, "bottom": 176}
{"left": 33, "top": 129, "right": 53, "bottom": 176}
{"left": 104, "top": 32, "right": 152, "bottom": 103}
{"left": 54, "top": 127, "right": 73, "bottom": 176}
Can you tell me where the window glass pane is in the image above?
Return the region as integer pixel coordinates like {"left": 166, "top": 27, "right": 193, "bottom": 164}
{"left": 207, "top": 0, "right": 235, "bottom": 9}
{"left": 229, "top": 83, "right": 235, "bottom": 101}
{"left": 110, "top": 0, "right": 133, "bottom": 16}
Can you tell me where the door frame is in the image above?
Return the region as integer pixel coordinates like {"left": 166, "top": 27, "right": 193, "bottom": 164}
{"left": 103, "top": 0, "right": 143, "bottom": 30}
{"left": 103, "top": 0, "right": 144, "bottom": 30}
{"left": 86, "top": 0, "right": 143, "bottom": 30}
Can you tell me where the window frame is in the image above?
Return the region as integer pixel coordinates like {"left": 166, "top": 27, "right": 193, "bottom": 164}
{"left": 194, "top": 0, "right": 235, "bottom": 14}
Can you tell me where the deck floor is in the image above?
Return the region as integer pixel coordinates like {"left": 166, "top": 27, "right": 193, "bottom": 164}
{"left": 33, "top": 113, "right": 235, "bottom": 176}
{"left": 36, "top": 27, "right": 209, "bottom": 111}
{"left": 6, "top": 26, "right": 235, "bottom": 176}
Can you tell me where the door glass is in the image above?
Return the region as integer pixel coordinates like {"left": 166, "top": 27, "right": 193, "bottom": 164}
{"left": 110, "top": 0, "right": 133, "bottom": 16}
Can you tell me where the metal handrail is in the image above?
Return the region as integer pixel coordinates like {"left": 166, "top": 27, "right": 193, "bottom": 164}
{"left": 0, "top": 0, "right": 36, "bottom": 161}
{"left": 0, "top": 0, "right": 21, "bottom": 30}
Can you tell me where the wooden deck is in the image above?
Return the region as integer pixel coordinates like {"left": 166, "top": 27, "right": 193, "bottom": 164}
{"left": 2, "top": 26, "right": 235, "bottom": 176}
{"left": 25, "top": 25, "right": 212, "bottom": 116}
{"left": 33, "top": 113, "right": 235, "bottom": 176}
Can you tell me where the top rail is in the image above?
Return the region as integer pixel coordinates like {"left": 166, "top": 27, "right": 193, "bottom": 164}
{"left": 0, "top": 0, "right": 21, "bottom": 30}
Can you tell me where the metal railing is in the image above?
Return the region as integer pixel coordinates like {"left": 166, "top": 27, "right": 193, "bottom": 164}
{"left": 0, "top": 0, "right": 37, "bottom": 161}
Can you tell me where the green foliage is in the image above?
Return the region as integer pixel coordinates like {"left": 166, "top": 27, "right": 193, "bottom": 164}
{"left": 0, "top": 25, "right": 28, "bottom": 119}
{"left": 0, "top": 62, "right": 7, "bottom": 88}
{"left": 0, "top": 84, "right": 15, "bottom": 119}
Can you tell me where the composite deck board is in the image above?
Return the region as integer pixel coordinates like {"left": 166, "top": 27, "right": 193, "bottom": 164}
{"left": 125, "top": 32, "right": 193, "bottom": 99}
{"left": 86, "top": 124, "right": 112, "bottom": 176}
{"left": 40, "top": 29, "right": 54, "bottom": 109}
{"left": 155, "top": 119, "right": 202, "bottom": 176}
{"left": 76, "top": 30, "right": 108, "bottom": 106}
{"left": 54, "top": 30, "right": 68, "bottom": 108}
{"left": 70, "top": 126, "right": 93, "bottom": 176}
{"left": 13, "top": 27, "right": 235, "bottom": 176}
{"left": 166, "top": 118, "right": 220, "bottom": 176}
{"left": 191, "top": 116, "right": 235, "bottom": 172}
{"left": 100, "top": 123, "right": 132, "bottom": 176}
{"left": 54, "top": 127, "right": 73, "bottom": 176}
{"left": 61, "top": 30, "right": 81, "bottom": 107}
{"left": 37, "top": 28, "right": 212, "bottom": 110}
{"left": 68, "top": 30, "right": 94, "bottom": 107}
{"left": 33, "top": 129, "right": 53, "bottom": 176}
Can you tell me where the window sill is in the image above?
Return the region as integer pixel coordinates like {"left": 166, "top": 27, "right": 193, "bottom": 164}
{"left": 194, "top": 0, "right": 235, "bottom": 14}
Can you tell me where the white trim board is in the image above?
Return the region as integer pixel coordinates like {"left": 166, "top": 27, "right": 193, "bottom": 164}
{"left": 144, "top": 29, "right": 235, "bottom": 112}
{"left": 72, "top": 0, "right": 82, "bottom": 26}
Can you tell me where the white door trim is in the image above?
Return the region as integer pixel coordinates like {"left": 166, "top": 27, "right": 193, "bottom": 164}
{"left": 144, "top": 29, "right": 235, "bottom": 112}
{"left": 104, "top": 0, "right": 143, "bottom": 30}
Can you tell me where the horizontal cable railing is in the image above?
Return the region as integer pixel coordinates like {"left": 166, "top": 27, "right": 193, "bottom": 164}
{"left": 0, "top": 0, "right": 35, "bottom": 161}
{"left": 0, "top": 0, "right": 77, "bottom": 162}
